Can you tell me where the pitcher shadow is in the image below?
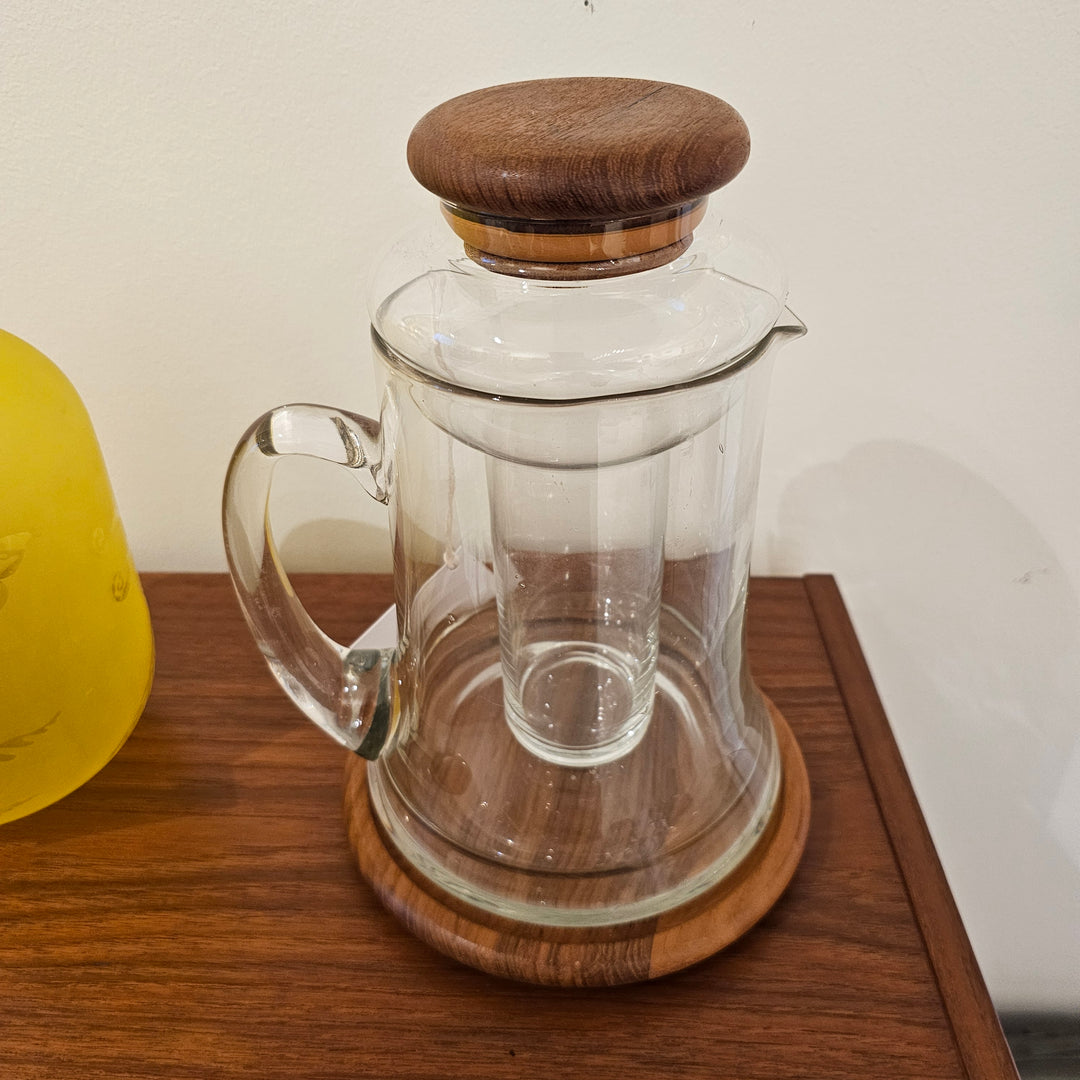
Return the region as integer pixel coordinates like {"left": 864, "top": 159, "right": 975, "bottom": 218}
{"left": 767, "top": 438, "right": 1080, "bottom": 1007}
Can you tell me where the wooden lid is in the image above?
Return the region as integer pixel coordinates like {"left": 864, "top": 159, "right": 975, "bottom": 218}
{"left": 408, "top": 77, "right": 749, "bottom": 220}
{"left": 406, "top": 77, "right": 750, "bottom": 277}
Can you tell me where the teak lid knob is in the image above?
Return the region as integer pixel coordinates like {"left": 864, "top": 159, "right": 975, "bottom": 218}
{"left": 406, "top": 77, "right": 750, "bottom": 279}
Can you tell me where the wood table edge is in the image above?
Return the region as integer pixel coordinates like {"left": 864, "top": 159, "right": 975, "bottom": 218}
{"left": 802, "top": 573, "right": 1019, "bottom": 1080}
{"left": 138, "top": 571, "right": 1018, "bottom": 1076}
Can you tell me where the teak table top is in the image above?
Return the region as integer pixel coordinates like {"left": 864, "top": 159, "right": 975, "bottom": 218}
{"left": 1, "top": 574, "right": 1017, "bottom": 1080}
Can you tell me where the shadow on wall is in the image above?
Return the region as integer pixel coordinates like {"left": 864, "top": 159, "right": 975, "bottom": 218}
{"left": 770, "top": 439, "right": 1080, "bottom": 1007}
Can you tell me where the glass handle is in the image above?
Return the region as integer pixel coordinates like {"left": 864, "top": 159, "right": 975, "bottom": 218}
{"left": 222, "top": 403, "right": 396, "bottom": 760}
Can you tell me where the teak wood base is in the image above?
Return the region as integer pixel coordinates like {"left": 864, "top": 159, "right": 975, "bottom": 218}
{"left": 343, "top": 697, "right": 811, "bottom": 988}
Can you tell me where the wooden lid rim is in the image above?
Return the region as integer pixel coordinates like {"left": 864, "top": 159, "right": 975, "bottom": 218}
{"left": 443, "top": 200, "right": 707, "bottom": 266}
{"left": 463, "top": 237, "right": 694, "bottom": 281}
{"left": 446, "top": 199, "right": 704, "bottom": 235}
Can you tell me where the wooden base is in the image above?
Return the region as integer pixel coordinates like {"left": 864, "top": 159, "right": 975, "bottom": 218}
{"left": 344, "top": 699, "right": 810, "bottom": 987}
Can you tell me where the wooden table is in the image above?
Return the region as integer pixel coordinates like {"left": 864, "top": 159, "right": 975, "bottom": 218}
{"left": 1, "top": 575, "right": 1017, "bottom": 1080}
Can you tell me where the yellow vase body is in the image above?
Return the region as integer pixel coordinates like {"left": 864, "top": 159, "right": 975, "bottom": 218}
{"left": 0, "top": 329, "right": 154, "bottom": 824}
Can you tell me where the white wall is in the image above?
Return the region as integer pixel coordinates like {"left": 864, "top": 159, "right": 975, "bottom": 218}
{"left": 2, "top": 1, "right": 1076, "bottom": 1012}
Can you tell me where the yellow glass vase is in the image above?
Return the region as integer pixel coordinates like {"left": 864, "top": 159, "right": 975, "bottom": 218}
{"left": 0, "top": 329, "right": 154, "bottom": 824}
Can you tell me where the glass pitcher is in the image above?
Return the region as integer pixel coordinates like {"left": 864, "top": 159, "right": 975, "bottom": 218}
{"left": 224, "top": 78, "right": 806, "bottom": 942}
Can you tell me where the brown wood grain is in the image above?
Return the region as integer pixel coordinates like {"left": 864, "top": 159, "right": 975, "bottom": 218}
{"left": 804, "top": 574, "right": 1019, "bottom": 1080}
{"left": 0, "top": 574, "right": 1015, "bottom": 1079}
{"left": 406, "top": 78, "right": 750, "bottom": 221}
{"left": 343, "top": 700, "right": 810, "bottom": 988}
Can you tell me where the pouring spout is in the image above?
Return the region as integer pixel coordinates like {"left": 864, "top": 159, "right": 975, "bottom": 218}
{"left": 773, "top": 306, "right": 807, "bottom": 340}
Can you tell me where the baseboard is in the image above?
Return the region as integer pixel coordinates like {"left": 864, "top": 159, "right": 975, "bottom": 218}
{"left": 1000, "top": 1014, "right": 1080, "bottom": 1079}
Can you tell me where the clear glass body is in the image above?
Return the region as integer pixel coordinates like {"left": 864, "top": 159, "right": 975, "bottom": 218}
{"left": 223, "top": 208, "right": 804, "bottom": 925}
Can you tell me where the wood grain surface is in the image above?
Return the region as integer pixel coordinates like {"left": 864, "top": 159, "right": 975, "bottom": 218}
{"left": 0, "top": 574, "right": 1017, "bottom": 1080}
{"left": 804, "top": 575, "right": 1018, "bottom": 1080}
{"left": 343, "top": 700, "right": 810, "bottom": 988}
{"left": 407, "top": 78, "right": 750, "bottom": 221}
